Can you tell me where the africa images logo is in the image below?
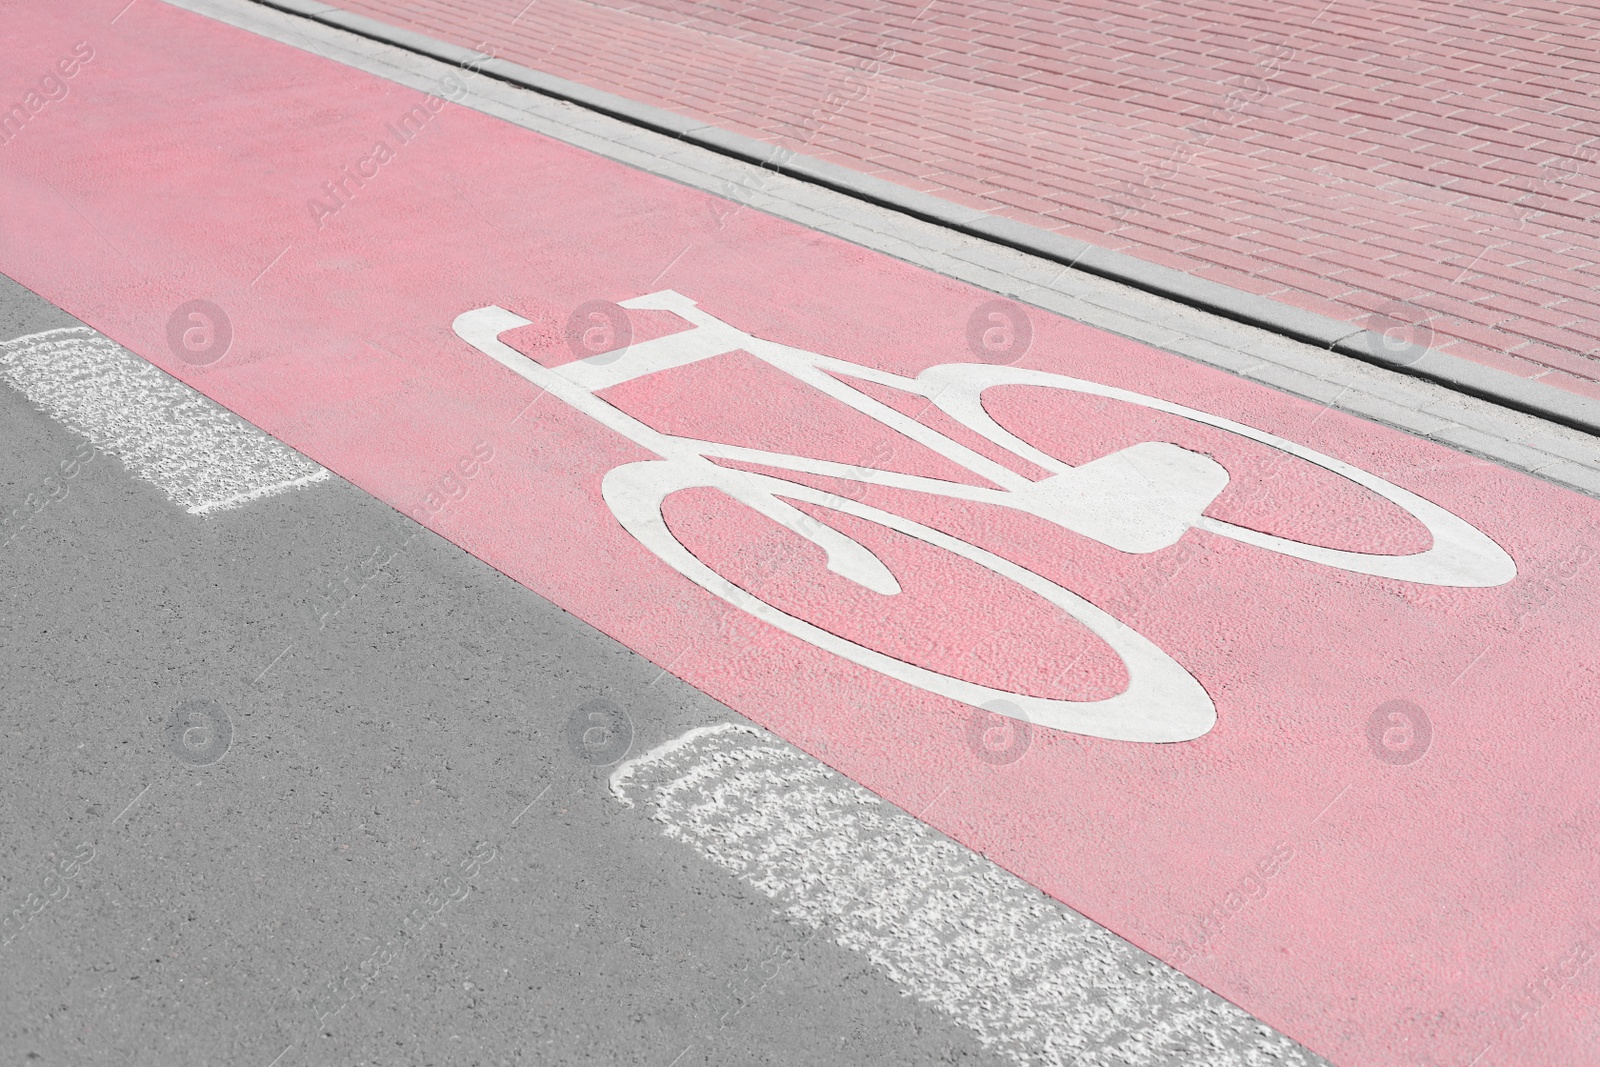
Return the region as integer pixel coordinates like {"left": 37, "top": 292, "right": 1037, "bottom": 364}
{"left": 306, "top": 75, "right": 470, "bottom": 230}
{"left": 0, "top": 41, "right": 95, "bottom": 148}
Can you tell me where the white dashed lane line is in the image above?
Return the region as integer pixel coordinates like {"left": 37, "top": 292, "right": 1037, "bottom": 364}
{"left": 612, "top": 723, "right": 1328, "bottom": 1067}
{"left": 1, "top": 326, "right": 328, "bottom": 514}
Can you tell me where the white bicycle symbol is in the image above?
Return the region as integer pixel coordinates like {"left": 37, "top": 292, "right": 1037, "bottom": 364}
{"left": 455, "top": 291, "right": 1514, "bottom": 743}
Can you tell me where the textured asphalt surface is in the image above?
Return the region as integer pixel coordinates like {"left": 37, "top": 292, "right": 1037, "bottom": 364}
{"left": 0, "top": 271, "right": 1008, "bottom": 1066}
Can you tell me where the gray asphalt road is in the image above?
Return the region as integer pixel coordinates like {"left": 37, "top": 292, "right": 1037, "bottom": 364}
{"left": 0, "top": 270, "right": 1005, "bottom": 1067}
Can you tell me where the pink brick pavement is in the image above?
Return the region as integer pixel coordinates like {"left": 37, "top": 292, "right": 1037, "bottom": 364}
{"left": 333, "top": 0, "right": 1600, "bottom": 396}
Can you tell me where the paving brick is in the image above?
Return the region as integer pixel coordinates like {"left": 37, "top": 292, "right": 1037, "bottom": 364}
{"left": 1508, "top": 341, "right": 1600, "bottom": 380}
{"left": 1534, "top": 367, "right": 1600, "bottom": 399}
{"left": 1431, "top": 337, "right": 1555, "bottom": 379}
{"left": 1499, "top": 315, "right": 1595, "bottom": 350}
{"left": 1278, "top": 287, "right": 1374, "bottom": 324}
{"left": 1429, "top": 315, "right": 1523, "bottom": 350}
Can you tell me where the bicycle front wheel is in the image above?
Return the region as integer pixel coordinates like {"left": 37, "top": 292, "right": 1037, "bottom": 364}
{"left": 915, "top": 363, "right": 1516, "bottom": 587}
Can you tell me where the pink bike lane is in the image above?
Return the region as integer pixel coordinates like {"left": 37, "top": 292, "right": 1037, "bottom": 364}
{"left": 2, "top": 3, "right": 1598, "bottom": 1065}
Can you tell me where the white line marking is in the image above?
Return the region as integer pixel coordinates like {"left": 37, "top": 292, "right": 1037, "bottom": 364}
{"left": 912, "top": 782, "right": 950, "bottom": 819}
{"left": 113, "top": 783, "right": 152, "bottom": 824}
{"left": 1451, "top": 644, "right": 1492, "bottom": 686}
{"left": 611, "top": 724, "right": 1326, "bottom": 1067}
{"left": 1, "top": 327, "right": 329, "bottom": 515}
{"left": 253, "top": 643, "right": 295, "bottom": 686}
{"left": 1307, "top": 781, "right": 1352, "bottom": 827}
{"left": 649, "top": 243, "right": 692, "bottom": 286}
{"left": 509, "top": 782, "right": 551, "bottom": 828}
{"left": 252, "top": 245, "right": 292, "bottom": 286}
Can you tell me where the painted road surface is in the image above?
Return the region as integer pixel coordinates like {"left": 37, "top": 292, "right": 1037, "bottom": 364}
{"left": 2, "top": 3, "right": 1598, "bottom": 1065}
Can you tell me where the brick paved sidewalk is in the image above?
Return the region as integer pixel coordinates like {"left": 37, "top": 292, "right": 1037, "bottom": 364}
{"left": 320, "top": 0, "right": 1600, "bottom": 403}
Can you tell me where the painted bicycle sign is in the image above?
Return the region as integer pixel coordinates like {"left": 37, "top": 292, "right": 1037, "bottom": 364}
{"left": 455, "top": 291, "right": 1515, "bottom": 743}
